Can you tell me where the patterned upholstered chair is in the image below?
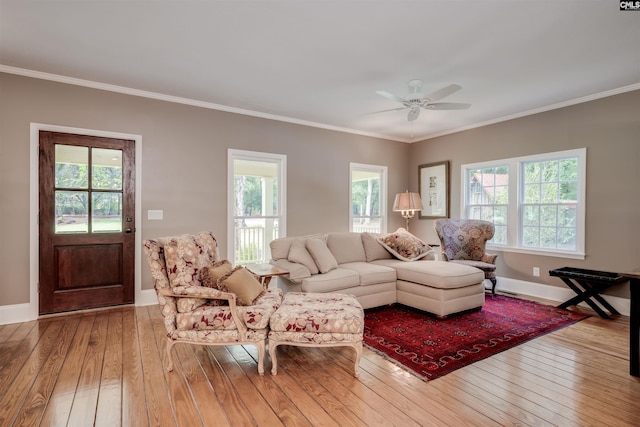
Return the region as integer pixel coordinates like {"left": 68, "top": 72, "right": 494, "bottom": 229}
{"left": 143, "top": 232, "right": 283, "bottom": 375}
{"left": 434, "top": 219, "right": 498, "bottom": 294}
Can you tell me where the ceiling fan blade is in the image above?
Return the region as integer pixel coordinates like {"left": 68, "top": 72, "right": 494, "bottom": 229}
{"left": 424, "top": 84, "right": 462, "bottom": 102}
{"left": 367, "top": 107, "right": 407, "bottom": 115}
{"left": 407, "top": 108, "right": 420, "bottom": 121}
{"left": 376, "top": 90, "right": 407, "bottom": 104}
{"left": 426, "top": 102, "right": 471, "bottom": 110}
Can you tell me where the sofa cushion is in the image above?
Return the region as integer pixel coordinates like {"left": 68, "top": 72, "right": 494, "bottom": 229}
{"left": 339, "top": 262, "right": 396, "bottom": 286}
{"left": 306, "top": 238, "right": 338, "bottom": 273}
{"left": 270, "top": 234, "right": 324, "bottom": 260}
{"left": 374, "top": 259, "right": 484, "bottom": 289}
{"left": 288, "top": 238, "right": 320, "bottom": 275}
{"left": 301, "top": 268, "right": 360, "bottom": 293}
{"left": 326, "top": 232, "right": 366, "bottom": 264}
{"left": 362, "top": 232, "right": 393, "bottom": 262}
{"left": 378, "top": 228, "right": 433, "bottom": 261}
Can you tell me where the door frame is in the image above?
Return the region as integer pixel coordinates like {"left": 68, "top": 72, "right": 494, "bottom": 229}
{"left": 29, "top": 123, "right": 145, "bottom": 321}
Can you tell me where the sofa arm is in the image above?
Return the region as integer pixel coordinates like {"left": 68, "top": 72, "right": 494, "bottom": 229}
{"left": 272, "top": 259, "right": 311, "bottom": 282}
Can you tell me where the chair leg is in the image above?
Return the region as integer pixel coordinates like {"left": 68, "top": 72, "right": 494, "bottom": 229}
{"left": 256, "top": 339, "right": 266, "bottom": 376}
{"left": 490, "top": 277, "right": 497, "bottom": 295}
{"left": 166, "top": 339, "right": 176, "bottom": 372}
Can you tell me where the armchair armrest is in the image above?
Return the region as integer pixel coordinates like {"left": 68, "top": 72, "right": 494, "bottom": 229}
{"left": 157, "top": 286, "right": 247, "bottom": 337}
{"left": 161, "top": 285, "right": 233, "bottom": 300}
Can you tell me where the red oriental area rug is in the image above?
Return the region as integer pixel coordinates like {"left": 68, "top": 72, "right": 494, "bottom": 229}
{"left": 363, "top": 294, "right": 588, "bottom": 381}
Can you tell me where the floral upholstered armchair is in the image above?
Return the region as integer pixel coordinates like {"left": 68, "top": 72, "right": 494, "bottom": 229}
{"left": 143, "top": 232, "right": 283, "bottom": 375}
{"left": 434, "top": 219, "right": 498, "bottom": 294}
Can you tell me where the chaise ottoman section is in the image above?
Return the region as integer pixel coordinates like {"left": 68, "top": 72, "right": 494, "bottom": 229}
{"left": 373, "top": 259, "right": 486, "bottom": 317}
{"left": 268, "top": 292, "right": 364, "bottom": 376}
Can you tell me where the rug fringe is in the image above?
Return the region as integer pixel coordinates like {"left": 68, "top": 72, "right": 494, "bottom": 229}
{"left": 363, "top": 343, "right": 430, "bottom": 382}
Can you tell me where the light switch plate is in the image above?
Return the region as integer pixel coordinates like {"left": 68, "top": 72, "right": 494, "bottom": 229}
{"left": 148, "top": 210, "right": 163, "bottom": 220}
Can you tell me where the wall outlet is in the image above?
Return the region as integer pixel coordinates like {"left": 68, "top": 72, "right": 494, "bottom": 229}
{"left": 533, "top": 267, "right": 540, "bottom": 277}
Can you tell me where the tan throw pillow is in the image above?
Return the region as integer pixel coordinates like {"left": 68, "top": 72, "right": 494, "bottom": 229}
{"left": 200, "top": 260, "right": 233, "bottom": 289}
{"left": 288, "top": 238, "right": 319, "bottom": 275}
{"left": 377, "top": 228, "right": 433, "bottom": 262}
{"left": 305, "top": 238, "right": 338, "bottom": 274}
{"left": 217, "top": 266, "right": 264, "bottom": 306}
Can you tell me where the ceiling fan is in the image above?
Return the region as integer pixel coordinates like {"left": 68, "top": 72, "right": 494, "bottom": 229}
{"left": 374, "top": 80, "right": 471, "bottom": 122}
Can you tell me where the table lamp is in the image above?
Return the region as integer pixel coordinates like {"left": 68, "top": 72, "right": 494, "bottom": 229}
{"left": 393, "top": 190, "right": 423, "bottom": 231}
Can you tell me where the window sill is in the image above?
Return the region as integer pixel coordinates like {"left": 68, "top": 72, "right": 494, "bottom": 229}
{"left": 486, "top": 245, "right": 585, "bottom": 260}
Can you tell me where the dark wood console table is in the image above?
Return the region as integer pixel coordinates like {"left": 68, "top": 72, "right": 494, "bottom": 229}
{"left": 549, "top": 267, "right": 627, "bottom": 319}
{"left": 621, "top": 270, "right": 639, "bottom": 377}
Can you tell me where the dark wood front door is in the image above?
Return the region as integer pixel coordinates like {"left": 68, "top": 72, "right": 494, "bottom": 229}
{"left": 39, "top": 131, "right": 136, "bottom": 315}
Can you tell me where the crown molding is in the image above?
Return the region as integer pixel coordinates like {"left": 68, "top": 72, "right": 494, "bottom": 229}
{"left": 3, "top": 64, "right": 637, "bottom": 145}
{"left": 0, "top": 65, "right": 411, "bottom": 143}
{"left": 411, "top": 82, "right": 640, "bottom": 142}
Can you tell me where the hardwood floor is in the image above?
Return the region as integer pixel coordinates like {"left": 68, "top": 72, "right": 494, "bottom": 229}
{"left": 1, "top": 299, "right": 639, "bottom": 426}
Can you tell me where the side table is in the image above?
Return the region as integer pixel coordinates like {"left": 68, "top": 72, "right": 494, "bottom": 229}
{"left": 549, "top": 267, "right": 626, "bottom": 319}
{"left": 621, "top": 270, "right": 639, "bottom": 377}
{"left": 244, "top": 263, "right": 289, "bottom": 289}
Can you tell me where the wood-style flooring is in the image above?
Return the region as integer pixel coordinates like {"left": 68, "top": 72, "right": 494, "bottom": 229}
{"left": 1, "top": 297, "right": 639, "bottom": 426}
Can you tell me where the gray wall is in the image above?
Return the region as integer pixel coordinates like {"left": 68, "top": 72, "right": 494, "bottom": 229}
{"left": 1, "top": 72, "right": 638, "bottom": 307}
{"left": 408, "top": 90, "right": 640, "bottom": 297}
{"left": 0, "top": 72, "right": 410, "bottom": 305}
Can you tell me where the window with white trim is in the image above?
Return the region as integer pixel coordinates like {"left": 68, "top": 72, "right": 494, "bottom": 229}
{"left": 462, "top": 148, "right": 586, "bottom": 259}
{"left": 227, "top": 149, "right": 286, "bottom": 264}
{"left": 350, "top": 163, "right": 387, "bottom": 233}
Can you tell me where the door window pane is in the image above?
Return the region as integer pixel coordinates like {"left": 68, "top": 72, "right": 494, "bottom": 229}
{"left": 92, "top": 192, "right": 122, "bottom": 232}
{"left": 92, "top": 148, "right": 122, "bottom": 190}
{"left": 55, "top": 145, "right": 88, "bottom": 188}
{"left": 55, "top": 191, "right": 88, "bottom": 233}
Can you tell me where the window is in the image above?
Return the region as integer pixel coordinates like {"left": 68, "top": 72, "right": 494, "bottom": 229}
{"left": 462, "top": 148, "right": 586, "bottom": 259}
{"left": 55, "top": 145, "right": 123, "bottom": 233}
{"left": 350, "top": 163, "right": 387, "bottom": 233}
{"left": 465, "top": 165, "right": 509, "bottom": 244}
{"left": 228, "top": 150, "right": 286, "bottom": 265}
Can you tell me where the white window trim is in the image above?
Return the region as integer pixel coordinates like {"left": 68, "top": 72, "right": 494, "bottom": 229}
{"left": 227, "top": 149, "right": 287, "bottom": 262}
{"left": 349, "top": 162, "right": 388, "bottom": 234}
{"left": 461, "top": 148, "right": 586, "bottom": 260}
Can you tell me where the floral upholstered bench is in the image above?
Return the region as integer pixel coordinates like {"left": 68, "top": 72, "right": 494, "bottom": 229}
{"left": 268, "top": 292, "right": 364, "bottom": 376}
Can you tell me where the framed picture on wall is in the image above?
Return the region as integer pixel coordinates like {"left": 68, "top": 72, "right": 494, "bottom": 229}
{"left": 418, "top": 161, "right": 449, "bottom": 219}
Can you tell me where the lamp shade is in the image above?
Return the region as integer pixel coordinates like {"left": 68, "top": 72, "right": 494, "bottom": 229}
{"left": 393, "top": 191, "right": 423, "bottom": 212}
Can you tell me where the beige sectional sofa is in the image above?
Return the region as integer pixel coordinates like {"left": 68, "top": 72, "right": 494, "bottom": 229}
{"left": 269, "top": 231, "right": 486, "bottom": 317}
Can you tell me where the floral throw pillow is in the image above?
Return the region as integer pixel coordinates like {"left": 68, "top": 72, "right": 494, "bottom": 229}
{"left": 377, "top": 228, "right": 433, "bottom": 262}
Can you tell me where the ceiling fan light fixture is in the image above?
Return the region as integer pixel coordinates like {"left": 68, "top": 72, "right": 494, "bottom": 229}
{"left": 407, "top": 107, "right": 420, "bottom": 121}
{"left": 372, "top": 81, "right": 469, "bottom": 122}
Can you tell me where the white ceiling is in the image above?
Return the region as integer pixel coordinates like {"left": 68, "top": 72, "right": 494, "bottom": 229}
{"left": 1, "top": 1, "right": 639, "bottom": 142}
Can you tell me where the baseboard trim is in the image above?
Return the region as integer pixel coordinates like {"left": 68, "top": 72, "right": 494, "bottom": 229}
{"left": 137, "top": 289, "right": 158, "bottom": 306}
{"left": 0, "top": 289, "right": 159, "bottom": 325}
{"left": 0, "top": 303, "right": 34, "bottom": 325}
{"left": 495, "top": 277, "right": 630, "bottom": 316}
{"left": 1, "top": 278, "right": 629, "bottom": 325}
